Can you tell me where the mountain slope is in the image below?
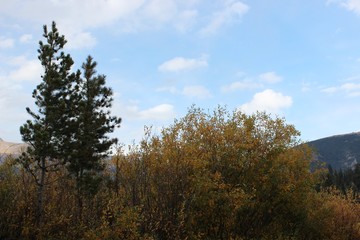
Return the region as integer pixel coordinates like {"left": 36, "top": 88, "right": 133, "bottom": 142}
{"left": 0, "top": 138, "right": 27, "bottom": 160}
{"left": 308, "top": 132, "right": 360, "bottom": 170}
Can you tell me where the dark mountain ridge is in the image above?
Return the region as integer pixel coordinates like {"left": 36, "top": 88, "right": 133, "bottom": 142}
{"left": 308, "top": 132, "right": 360, "bottom": 170}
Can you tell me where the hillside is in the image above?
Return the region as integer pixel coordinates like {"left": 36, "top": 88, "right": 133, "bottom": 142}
{"left": 308, "top": 132, "right": 360, "bottom": 170}
{"left": 0, "top": 138, "right": 27, "bottom": 160}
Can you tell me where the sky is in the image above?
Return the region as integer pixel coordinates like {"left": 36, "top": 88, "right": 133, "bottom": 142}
{"left": 1, "top": 0, "right": 360, "bottom": 145}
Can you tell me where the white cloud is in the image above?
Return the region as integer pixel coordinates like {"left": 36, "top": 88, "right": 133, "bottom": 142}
{"left": 156, "top": 86, "right": 178, "bottom": 94}
{"left": 322, "top": 82, "right": 360, "bottom": 96}
{"left": 142, "top": 0, "right": 178, "bottom": 22}
{"left": 0, "top": 55, "right": 42, "bottom": 142}
{"left": 2, "top": 56, "right": 42, "bottom": 82}
{"left": 221, "top": 71, "right": 282, "bottom": 93}
{"left": 239, "top": 89, "right": 293, "bottom": 114}
{"left": 321, "top": 87, "right": 338, "bottom": 93}
{"left": 65, "top": 31, "right": 97, "bottom": 49}
{"left": 1, "top": 0, "right": 145, "bottom": 29}
{"left": 0, "top": 61, "right": 36, "bottom": 142}
{"left": 0, "top": 0, "right": 146, "bottom": 49}
{"left": 0, "top": 37, "right": 14, "bottom": 48}
{"left": 343, "top": 75, "right": 360, "bottom": 81}
{"left": 158, "top": 56, "right": 208, "bottom": 72}
{"left": 342, "top": 0, "right": 360, "bottom": 14}
{"left": 139, "top": 104, "right": 176, "bottom": 120}
{"left": 0, "top": 88, "right": 32, "bottom": 142}
{"left": 156, "top": 85, "right": 211, "bottom": 99}
{"left": 301, "top": 82, "right": 312, "bottom": 92}
{"left": 221, "top": 80, "right": 262, "bottom": 92}
{"left": 175, "top": 10, "right": 198, "bottom": 32}
{"left": 339, "top": 82, "right": 360, "bottom": 96}
{"left": 182, "top": 85, "right": 211, "bottom": 98}
{"left": 119, "top": 102, "right": 176, "bottom": 121}
{"left": 200, "top": 0, "right": 249, "bottom": 35}
{"left": 341, "top": 82, "right": 360, "bottom": 91}
{"left": 328, "top": 0, "right": 360, "bottom": 14}
{"left": 1, "top": 0, "right": 250, "bottom": 49}
{"left": 112, "top": 101, "right": 178, "bottom": 146}
{"left": 19, "top": 34, "right": 32, "bottom": 43}
{"left": 8, "top": 59, "right": 42, "bottom": 82}
{"left": 259, "top": 71, "right": 283, "bottom": 84}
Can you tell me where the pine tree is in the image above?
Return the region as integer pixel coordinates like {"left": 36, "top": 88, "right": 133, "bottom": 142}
{"left": 19, "top": 21, "right": 121, "bottom": 226}
{"left": 19, "top": 22, "right": 79, "bottom": 226}
{"left": 66, "top": 55, "right": 121, "bottom": 219}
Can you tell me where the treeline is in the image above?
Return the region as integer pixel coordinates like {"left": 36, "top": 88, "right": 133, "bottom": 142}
{"left": 0, "top": 22, "right": 360, "bottom": 239}
{"left": 323, "top": 164, "right": 360, "bottom": 196}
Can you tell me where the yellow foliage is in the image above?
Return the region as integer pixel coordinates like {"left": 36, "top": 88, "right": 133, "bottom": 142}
{"left": 307, "top": 189, "right": 360, "bottom": 240}
{"left": 2, "top": 106, "right": 360, "bottom": 239}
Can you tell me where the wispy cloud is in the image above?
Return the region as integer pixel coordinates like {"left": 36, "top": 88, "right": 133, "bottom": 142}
{"left": 1, "top": 0, "right": 146, "bottom": 48}
{"left": 19, "top": 34, "right": 32, "bottom": 43}
{"left": 0, "top": 55, "right": 38, "bottom": 141}
{"left": 221, "top": 71, "right": 282, "bottom": 93}
{"left": 4, "top": 56, "right": 42, "bottom": 82}
{"left": 259, "top": 71, "right": 283, "bottom": 84}
{"left": 0, "top": 37, "right": 14, "bottom": 49}
{"left": 118, "top": 102, "right": 176, "bottom": 121}
{"left": 200, "top": 0, "right": 249, "bottom": 35}
{"left": 182, "top": 85, "right": 211, "bottom": 99}
{"left": 328, "top": 0, "right": 360, "bottom": 15}
{"left": 66, "top": 31, "right": 97, "bottom": 49}
{"left": 175, "top": 10, "right": 198, "bottom": 32}
{"left": 139, "top": 104, "right": 176, "bottom": 120}
{"left": 322, "top": 82, "right": 360, "bottom": 96}
{"left": 156, "top": 86, "right": 178, "bottom": 94}
{"left": 112, "top": 101, "right": 177, "bottom": 145}
{"left": 321, "top": 87, "right": 338, "bottom": 93}
{"left": 156, "top": 85, "right": 211, "bottom": 99}
{"left": 238, "top": 89, "right": 292, "bottom": 114}
{"left": 300, "top": 81, "right": 313, "bottom": 92}
{"left": 342, "top": 0, "right": 360, "bottom": 14}
{"left": 0, "top": 0, "right": 250, "bottom": 49}
{"left": 221, "top": 80, "right": 262, "bottom": 92}
{"left": 158, "top": 56, "right": 208, "bottom": 72}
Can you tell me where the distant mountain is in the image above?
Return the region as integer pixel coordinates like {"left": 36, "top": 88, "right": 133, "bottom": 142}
{"left": 0, "top": 138, "right": 27, "bottom": 161}
{"left": 308, "top": 132, "right": 360, "bottom": 170}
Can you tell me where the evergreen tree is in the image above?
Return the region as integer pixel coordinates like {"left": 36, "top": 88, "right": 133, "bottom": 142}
{"left": 18, "top": 22, "right": 79, "bottom": 226}
{"left": 66, "top": 55, "right": 121, "bottom": 219}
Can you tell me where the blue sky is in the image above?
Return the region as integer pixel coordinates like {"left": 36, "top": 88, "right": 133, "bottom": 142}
{"left": 1, "top": 0, "right": 360, "bottom": 144}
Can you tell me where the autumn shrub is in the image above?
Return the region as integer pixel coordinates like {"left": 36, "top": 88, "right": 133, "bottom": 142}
{"left": 303, "top": 188, "right": 360, "bottom": 240}
{"left": 118, "top": 106, "right": 318, "bottom": 239}
{"left": 0, "top": 157, "right": 39, "bottom": 239}
{"left": 82, "top": 194, "right": 142, "bottom": 240}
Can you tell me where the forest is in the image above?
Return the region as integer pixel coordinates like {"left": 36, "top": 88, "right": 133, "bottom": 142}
{"left": 1, "top": 22, "right": 360, "bottom": 240}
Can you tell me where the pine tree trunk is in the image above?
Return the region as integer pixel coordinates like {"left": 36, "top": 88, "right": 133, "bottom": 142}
{"left": 76, "top": 172, "right": 83, "bottom": 223}
{"left": 36, "top": 157, "right": 46, "bottom": 227}
{"left": 115, "top": 156, "right": 120, "bottom": 196}
{"left": 77, "top": 189, "right": 83, "bottom": 223}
